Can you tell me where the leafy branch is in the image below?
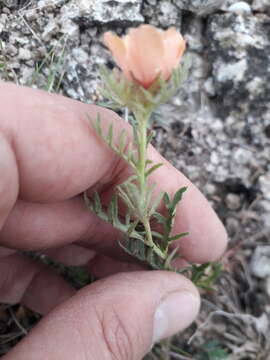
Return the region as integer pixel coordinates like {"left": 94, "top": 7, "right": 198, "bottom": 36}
{"left": 85, "top": 57, "right": 222, "bottom": 289}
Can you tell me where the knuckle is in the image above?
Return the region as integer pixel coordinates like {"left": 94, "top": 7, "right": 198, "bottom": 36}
{"left": 96, "top": 305, "right": 134, "bottom": 360}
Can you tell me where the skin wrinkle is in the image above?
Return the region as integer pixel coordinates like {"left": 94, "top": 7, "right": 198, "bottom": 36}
{"left": 96, "top": 307, "right": 123, "bottom": 360}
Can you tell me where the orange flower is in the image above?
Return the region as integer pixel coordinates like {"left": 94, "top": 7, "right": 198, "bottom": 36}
{"left": 104, "top": 25, "right": 186, "bottom": 89}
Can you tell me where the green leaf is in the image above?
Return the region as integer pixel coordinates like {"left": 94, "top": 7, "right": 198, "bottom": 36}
{"left": 118, "top": 186, "right": 135, "bottom": 211}
{"left": 140, "top": 87, "right": 156, "bottom": 105}
{"left": 164, "top": 246, "right": 179, "bottom": 269}
{"left": 145, "top": 163, "right": 163, "bottom": 178}
{"left": 171, "top": 186, "right": 187, "bottom": 210}
{"left": 151, "top": 231, "right": 163, "bottom": 239}
{"left": 93, "top": 191, "right": 102, "bottom": 214}
{"left": 118, "top": 130, "right": 127, "bottom": 154}
{"left": 127, "top": 219, "right": 139, "bottom": 236}
{"left": 152, "top": 212, "right": 166, "bottom": 224}
{"left": 107, "top": 123, "right": 113, "bottom": 146}
{"left": 132, "top": 122, "right": 140, "bottom": 146}
{"left": 191, "top": 262, "right": 223, "bottom": 290}
{"left": 126, "top": 142, "right": 135, "bottom": 163}
{"left": 107, "top": 194, "right": 118, "bottom": 225}
{"left": 149, "top": 191, "right": 164, "bottom": 216}
{"left": 168, "top": 232, "right": 188, "bottom": 243}
{"left": 83, "top": 191, "right": 93, "bottom": 211}
{"left": 163, "top": 192, "right": 170, "bottom": 207}
{"left": 94, "top": 114, "right": 102, "bottom": 137}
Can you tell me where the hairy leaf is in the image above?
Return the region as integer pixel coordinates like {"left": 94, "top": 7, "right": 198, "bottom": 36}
{"left": 145, "top": 163, "right": 163, "bottom": 178}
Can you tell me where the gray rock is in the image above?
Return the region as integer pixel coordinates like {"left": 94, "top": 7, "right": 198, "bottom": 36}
{"left": 253, "top": 0, "right": 270, "bottom": 14}
{"left": 142, "top": 1, "right": 182, "bottom": 27}
{"left": 69, "top": 0, "right": 144, "bottom": 26}
{"left": 207, "top": 13, "right": 270, "bottom": 120}
{"left": 0, "top": 0, "right": 18, "bottom": 9}
{"left": 251, "top": 246, "right": 270, "bottom": 279}
{"left": 225, "top": 193, "right": 241, "bottom": 210}
{"left": 266, "top": 277, "right": 270, "bottom": 298}
{"left": 18, "top": 48, "right": 32, "bottom": 61}
{"left": 173, "top": 0, "right": 224, "bottom": 14}
{"left": 259, "top": 175, "right": 270, "bottom": 201}
{"left": 227, "top": 2, "right": 252, "bottom": 15}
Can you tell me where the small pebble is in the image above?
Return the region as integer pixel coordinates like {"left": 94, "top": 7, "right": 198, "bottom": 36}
{"left": 18, "top": 48, "right": 32, "bottom": 61}
{"left": 251, "top": 246, "right": 270, "bottom": 279}
{"left": 225, "top": 193, "right": 241, "bottom": 210}
{"left": 227, "top": 2, "right": 252, "bottom": 15}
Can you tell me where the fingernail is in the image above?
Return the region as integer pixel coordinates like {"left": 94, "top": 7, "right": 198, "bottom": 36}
{"left": 152, "top": 291, "right": 200, "bottom": 343}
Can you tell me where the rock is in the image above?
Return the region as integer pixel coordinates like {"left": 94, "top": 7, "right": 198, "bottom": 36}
{"left": 251, "top": 246, "right": 270, "bottom": 279}
{"left": 259, "top": 175, "right": 270, "bottom": 201}
{"left": 42, "top": 15, "right": 59, "bottom": 40}
{"left": 5, "top": 43, "right": 18, "bottom": 56}
{"left": 206, "top": 13, "right": 270, "bottom": 120}
{"left": 70, "top": 0, "right": 144, "bottom": 26}
{"left": 225, "top": 193, "right": 241, "bottom": 210}
{"left": 18, "top": 48, "right": 32, "bottom": 61}
{"left": 253, "top": 0, "right": 270, "bottom": 14}
{"left": 205, "top": 13, "right": 270, "bottom": 196}
{"left": 142, "top": 0, "right": 182, "bottom": 27}
{"left": 227, "top": 2, "right": 252, "bottom": 15}
{"left": 266, "top": 277, "right": 270, "bottom": 298}
{"left": 173, "top": 0, "right": 224, "bottom": 15}
{"left": 0, "top": 0, "right": 18, "bottom": 9}
{"left": 225, "top": 216, "right": 239, "bottom": 236}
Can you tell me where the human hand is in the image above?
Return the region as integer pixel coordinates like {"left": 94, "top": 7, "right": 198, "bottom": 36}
{"left": 0, "top": 82, "right": 227, "bottom": 359}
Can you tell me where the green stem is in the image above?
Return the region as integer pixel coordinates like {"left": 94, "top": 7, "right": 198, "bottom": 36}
{"left": 137, "top": 115, "right": 147, "bottom": 194}
{"left": 136, "top": 111, "right": 165, "bottom": 260}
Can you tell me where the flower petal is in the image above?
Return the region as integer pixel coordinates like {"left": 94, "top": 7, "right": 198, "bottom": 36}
{"left": 162, "top": 28, "right": 186, "bottom": 79}
{"left": 103, "top": 32, "right": 130, "bottom": 77}
{"left": 126, "top": 25, "right": 165, "bottom": 88}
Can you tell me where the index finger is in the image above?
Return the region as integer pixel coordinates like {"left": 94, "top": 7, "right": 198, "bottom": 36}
{"left": 0, "top": 82, "right": 227, "bottom": 262}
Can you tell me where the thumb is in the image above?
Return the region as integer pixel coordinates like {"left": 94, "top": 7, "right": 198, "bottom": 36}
{"left": 4, "top": 271, "right": 200, "bottom": 360}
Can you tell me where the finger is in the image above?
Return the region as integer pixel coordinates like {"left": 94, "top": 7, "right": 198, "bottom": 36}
{"left": 0, "top": 253, "right": 75, "bottom": 314}
{"left": 44, "top": 244, "right": 96, "bottom": 267}
{"left": 86, "top": 254, "right": 146, "bottom": 278}
{"left": 4, "top": 271, "right": 200, "bottom": 360}
{"left": 0, "top": 198, "right": 126, "bottom": 261}
{"left": 0, "top": 82, "right": 226, "bottom": 262}
{"left": 0, "top": 246, "right": 16, "bottom": 258}
{"left": 1, "top": 82, "right": 128, "bottom": 203}
{"left": 1, "top": 194, "right": 225, "bottom": 264}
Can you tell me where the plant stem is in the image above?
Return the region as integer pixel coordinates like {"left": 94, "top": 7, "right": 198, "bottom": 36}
{"left": 136, "top": 111, "right": 165, "bottom": 260}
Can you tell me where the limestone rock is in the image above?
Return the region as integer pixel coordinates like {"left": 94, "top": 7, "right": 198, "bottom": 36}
{"left": 142, "top": 0, "right": 182, "bottom": 27}
{"left": 253, "top": 0, "right": 270, "bottom": 14}
{"left": 227, "top": 2, "right": 252, "bottom": 15}
{"left": 173, "top": 0, "right": 224, "bottom": 14}
{"left": 70, "top": 0, "right": 144, "bottom": 26}
{"left": 206, "top": 13, "right": 270, "bottom": 120}
{"left": 251, "top": 246, "right": 270, "bottom": 279}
